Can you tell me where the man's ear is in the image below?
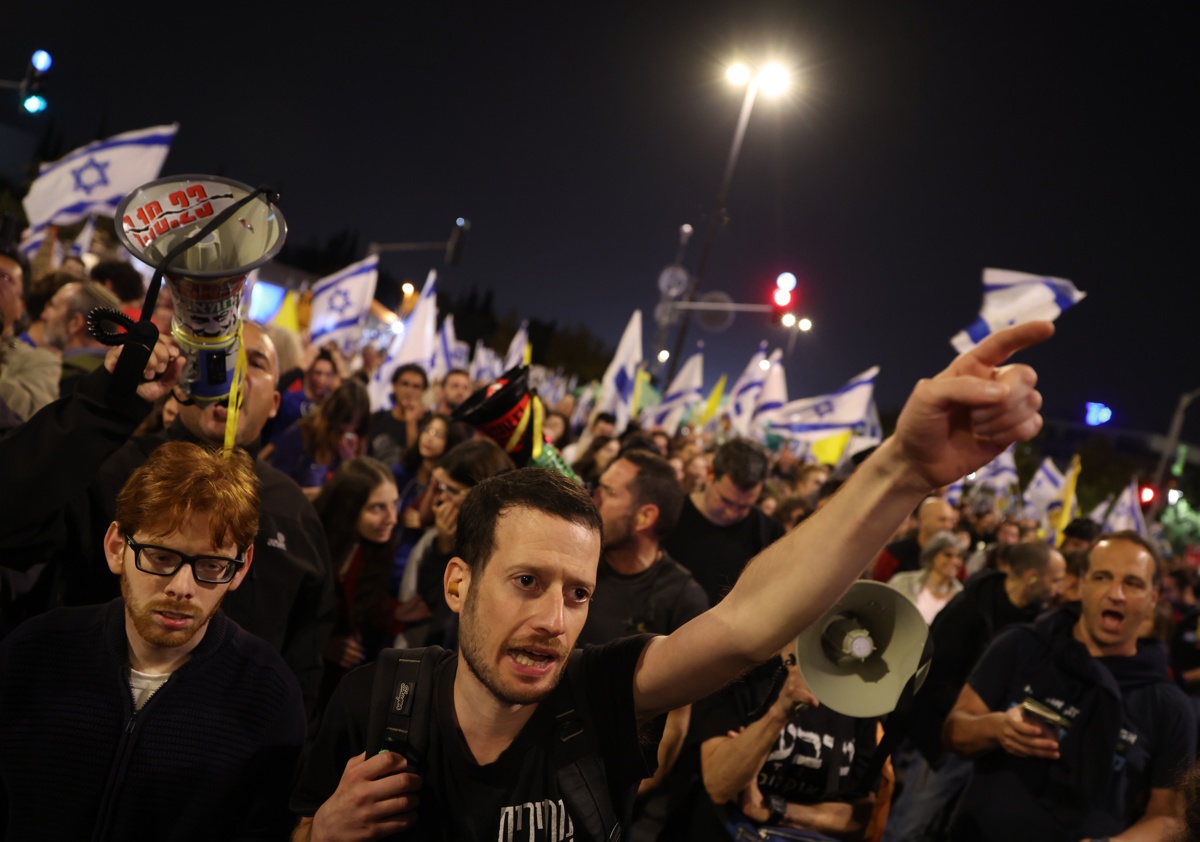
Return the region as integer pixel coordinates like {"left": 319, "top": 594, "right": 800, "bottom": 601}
{"left": 268, "top": 390, "right": 281, "bottom": 420}
{"left": 228, "top": 544, "right": 254, "bottom": 592}
{"left": 445, "top": 558, "right": 470, "bottom": 615}
{"left": 103, "top": 522, "right": 125, "bottom": 575}
{"left": 635, "top": 503, "right": 660, "bottom": 534}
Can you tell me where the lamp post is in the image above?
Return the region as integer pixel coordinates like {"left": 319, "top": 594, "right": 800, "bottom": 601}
{"left": 665, "top": 61, "right": 792, "bottom": 383}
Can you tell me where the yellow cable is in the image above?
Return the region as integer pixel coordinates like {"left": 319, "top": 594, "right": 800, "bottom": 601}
{"left": 222, "top": 322, "right": 248, "bottom": 459}
{"left": 505, "top": 400, "right": 532, "bottom": 454}
{"left": 531, "top": 395, "right": 544, "bottom": 461}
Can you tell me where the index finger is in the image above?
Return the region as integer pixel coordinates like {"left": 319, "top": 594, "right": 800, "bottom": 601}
{"left": 948, "top": 322, "right": 1055, "bottom": 373}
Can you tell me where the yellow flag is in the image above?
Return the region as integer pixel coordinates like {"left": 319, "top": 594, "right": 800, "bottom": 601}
{"left": 523, "top": 342, "right": 532, "bottom": 366}
{"left": 698, "top": 375, "right": 727, "bottom": 427}
{"left": 631, "top": 368, "right": 652, "bottom": 417}
{"left": 270, "top": 291, "right": 300, "bottom": 333}
{"left": 1052, "top": 455, "right": 1082, "bottom": 547}
{"left": 812, "top": 430, "right": 852, "bottom": 466}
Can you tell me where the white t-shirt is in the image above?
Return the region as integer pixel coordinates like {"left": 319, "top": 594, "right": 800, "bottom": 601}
{"left": 129, "top": 668, "right": 170, "bottom": 711}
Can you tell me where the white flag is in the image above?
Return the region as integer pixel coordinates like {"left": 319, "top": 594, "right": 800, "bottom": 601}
{"left": 951, "top": 267, "right": 1086, "bottom": 353}
{"left": 1023, "top": 458, "right": 1065, "bottom": 521}
{"left": 750, "top": 349, "right": 787, "bottom": 440}
{"left": 769, "top": 367, "right": 879, "bottom": 443}
{"left": 843, "top": 397, "right": 884, "bottom": 463}
{"left": 649, "top": 344, "right": 704, "bottom": 437}
{"left": 308, "top": 255, "right": 379, "bottom": 359}
{"left": 724, "top": 341, "right": 769, "bottom": 437}
{"left": 69, "top": 215, "right": 97, "bottom": 259}
{"left": 370, "top": 269, "right": 437, "bottom": 410}
{"left": 1103, "top": 479, "right": 1149, "bottom": 537}
{"left": 22, "top": 124, "right": 179, "bottom": 245}
{"left": 944, "top": 477, "right": 966, "bottom": 508}
{"left": 596, "top": 310, "right": 643, "bottom": 432}
{"left": 432, "top": 314, "right": 470, "bottom": 381}
{"left": 469, "top": 339, "right": 502, "bottom": 385}
{"left": 976, "top": 445, "right": 1019, "bottom": 494}
{"left": 504, "top": 320, "right": 530, "bottom": 372}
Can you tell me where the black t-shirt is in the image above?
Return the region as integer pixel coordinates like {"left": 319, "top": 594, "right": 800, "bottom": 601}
{"left": 292, "top": 635, "right": 660, "bottom": 840}
{"left": 367, "top": 409, "right": 410, "bottom": 469}
{"left": 955, "top": 624, "right": 1196, "bottom": 842}
{"left": 577, "top": 552, "right": 709, "bottom": 647}
{"left": 661, "top": 497, "right": 785, "bottom": 606}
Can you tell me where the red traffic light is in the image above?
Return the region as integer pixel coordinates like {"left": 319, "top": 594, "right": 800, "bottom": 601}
{"left": 1139, "top": 485, "right": 1156, "bottom": 505}
{"left": 773, "top": 288, "right": 792, "bottom": 308}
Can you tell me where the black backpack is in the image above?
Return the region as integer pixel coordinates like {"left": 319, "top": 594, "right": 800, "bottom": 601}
{"left": 365, "top": 646, "right": 623, "bottom": 842}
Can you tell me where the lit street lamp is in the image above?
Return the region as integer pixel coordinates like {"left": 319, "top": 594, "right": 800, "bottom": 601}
{"left": 666, "top": 59, "right": 794, "bottom": 382}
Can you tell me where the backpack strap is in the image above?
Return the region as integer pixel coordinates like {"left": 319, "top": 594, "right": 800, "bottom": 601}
{"left": 547, "top": 650, "right": 623, "bottom": 842}
{"left": 364, "top": 646, "right": 445, "bottom": 771}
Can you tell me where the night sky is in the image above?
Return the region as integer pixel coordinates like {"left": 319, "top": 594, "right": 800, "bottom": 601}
{"left": 5, "top": 2, "right": 1195, "bottom": 440}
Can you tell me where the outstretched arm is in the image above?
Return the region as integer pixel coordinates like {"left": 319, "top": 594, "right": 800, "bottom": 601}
{"left": 633, "top": 322, "right": 1054, "bottom": 720}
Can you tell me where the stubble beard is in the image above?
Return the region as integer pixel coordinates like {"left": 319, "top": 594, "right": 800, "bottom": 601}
{"left": 459, "top": 586, "right": 566, "bottom": 707}
{"left": 121, "top": 570, "right": 223, "bottom": 649}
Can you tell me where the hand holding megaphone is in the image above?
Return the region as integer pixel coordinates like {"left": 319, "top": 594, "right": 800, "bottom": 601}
{"left": 773, "top": 648, "right": 820, "bottom": 717}
{"left": 103, "top": 333, "right": 184, "bottom": 404}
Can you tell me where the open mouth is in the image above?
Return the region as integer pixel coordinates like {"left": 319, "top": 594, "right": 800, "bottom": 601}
{"left": 1100, "top": 609, "right": 1125, "bottom": 633}
{"left": 508, "top": 647, "right": 559, "bottom": 671}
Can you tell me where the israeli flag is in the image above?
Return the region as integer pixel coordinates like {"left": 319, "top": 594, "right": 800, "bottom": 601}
{"left": 571, "top": 382, "right": 599, "bottom": 436}
{"left": 504, "top": 320, "right": 530, "bottom": 371}
{"left": 944, "top": 477, "right": 966, "bottom": 507}
{"left": 1103, "top": 479, "right": 1149, "bottom": 537}
{"left": 769, "top": 367, "right": 879, "bottom": 443}
{"left": 725, "top": 341, "right": 769, "bottom": 437}
{"left": 534, "top": 368, "right": 570, "bottom": 410}
{"left": 69, "top": 216, "right": 97, "bottom": 259}
{"left": 951, "top": 268, "right": 1087, "bottom": 353}
{"left": 469, "top": 340, "right": 496, "bottom": 384}
{"left": 649, "top": 344, "right": 704, "bottom": 437}
{"left": 750, "top": 349, "right": 787, "bottom": 440}
{"left": 370, "top": 269, "right": 437, "bottom": 410}
{"left": 431, "top": 314, "right": 470, "bottom": 381}
{"left": 21, "top": 124, "right": 179, "bottom": 255}
{"left": 843, "top": 397, "right": 884, "bottom": 463}
{"left": 308, "top": 255, "right": 379, "bottom": 359}
{"left": 596, "top": 310, "right": 643, "bottom": 432}
{"left": 977, "top": 446, "right": 1019, "bottom": 493}
{"left": 1023, "top": 458, "right": 1065, "bottom": 521}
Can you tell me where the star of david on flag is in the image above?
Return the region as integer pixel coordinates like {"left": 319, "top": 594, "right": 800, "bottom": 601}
{"left": 768, "top": 367, "right": 880, "bottom": 443}
{"left": 596, "top": 310, "right": 643, "bottom": 432}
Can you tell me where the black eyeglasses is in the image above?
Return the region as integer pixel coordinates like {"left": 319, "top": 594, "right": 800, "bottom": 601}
{"left": 124, "top": 535, "right": 244, "bottom": 584}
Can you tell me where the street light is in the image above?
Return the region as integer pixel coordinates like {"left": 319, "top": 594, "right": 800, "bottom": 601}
{"left": 666, "top": 58, "right": 795, "bottom": 382}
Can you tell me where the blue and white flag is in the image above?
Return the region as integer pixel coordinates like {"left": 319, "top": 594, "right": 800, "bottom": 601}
{"left": 1102, "top": 479, "right": 1149, "bottom": 537}
{"left": 976, "top": 445, "right": 1019, "bottom": 494}
{"left": 21, "top": 124, "right": 179, "bottom": 255}
{"left": 431, "top": 314, "right": 470, "bottom": 381}
{"left": 649, "top": 344, "right": 704, "bottom": 437}
{"left": 571, "top": 381, "right": 600, "bottom": 436}
{"left": 69, "top": 215, "right": 97, "bottom": 259}
{"left": 504, "top": 320, "right": 530, "bottom": 372}
{"left": 951, "top": 267, "right": 1087, "bottom": 353}
{"left": 370, "top": 269, "right": 437, "bottom": 410}
{"left": 1023, "top": 458, "right": 1065, "bottom": 521}
{"left": 596, "top": 310, "right": 643, "bottom": 433}
{"left": 308, "top": 255, "right": 379, "bottom": 359}
{"left": 724, "top": 341, "right": 769, "bottom": 437}
{"left": 469, "top": 339, "right": 503, "bottom": 385}
{"left": 532, "top": 367, "right": 570, "bottom": 410}
{"left": 944, "top": 477, "right": 966, "bottom": 508}
{"left": 750, "top": 349, "right": 787, "bottom": 440}
{"left": 768, "top": 367, "right": 879, "bottom": 443}
{"left": 843, "top": 397, "right": 884, "bottom": 464}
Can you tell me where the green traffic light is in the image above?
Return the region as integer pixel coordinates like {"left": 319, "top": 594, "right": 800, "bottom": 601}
{"left": 23, "top": 94, "right": 47, "bottom": 114}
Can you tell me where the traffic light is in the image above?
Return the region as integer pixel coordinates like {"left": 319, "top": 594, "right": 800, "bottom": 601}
{"left": 19, "top": 50, "right": 52, "bottom": 114}
{"left": 1139, "top": 483, "right": 1157, "bottom": 507}
{"left": 772, "top": 272, "right": 796, "bottom": 323}
{"left": 445, "top": 217, "right": 470, "bottom": 265}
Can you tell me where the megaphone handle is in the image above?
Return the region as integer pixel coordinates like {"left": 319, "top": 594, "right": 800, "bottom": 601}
{"left": 88, "top": 313, "right": 159, "bottom": 403}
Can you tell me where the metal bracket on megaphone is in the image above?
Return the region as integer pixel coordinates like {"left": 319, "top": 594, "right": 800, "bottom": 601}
{"left": 104, "top": 175, "right": 287, "bottom": 406}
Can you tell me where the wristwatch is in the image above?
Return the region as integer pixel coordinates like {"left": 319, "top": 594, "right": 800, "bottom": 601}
{"left": 766, "top": 793, "right": 787, "bottom": 826}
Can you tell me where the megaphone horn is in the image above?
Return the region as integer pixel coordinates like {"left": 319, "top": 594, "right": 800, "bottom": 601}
{"left": 113, "top": 175, "right": 287, "bottom": 404}
{"left": 796, "top": 581, "right": 932, "bottom": 718}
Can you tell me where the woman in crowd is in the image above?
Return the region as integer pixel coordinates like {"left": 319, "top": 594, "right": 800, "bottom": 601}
{"left": 571, "top": 434, "right": 619, "bottom": 491}
{"left": 312, "top": 457, "right": 399, "bottom": 705}
{"left": 886, "top": 530, "right": 965, "bottom": 625}
{"left": 269, "top": 379, "right": 370, "bottom": 497}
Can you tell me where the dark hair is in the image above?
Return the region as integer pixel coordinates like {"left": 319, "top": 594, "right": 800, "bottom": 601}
{"left": 1082, "top": 530, "right": 1162, "bottom": 587}
{"left": 392, "top": 362, "right": 428, "bottom": 389}
{"left": 1007, "top": 540, "right": 1051, "bottom": 576}
{"left": 444, "top": 368, "right": 470, "bottom": 382}
{"left": 456, "top": 468, "right": 601, "bottom": 572}
{"left": 90, "top": 260, "right": 145, "bottom": 302}
{"left": 711, "top": 438, "right": 770, "bottom": 491}
{"left": 619, "top": 451, "right": 684, "bottom": 538}
{"left": 312, "top": 348, "right": 336, "bottom": 369}
{"left": 313, "top": 457, "right": 397, "bottom": 628}
{"left": 24, "top": 271, "right": 75, "bottom": 320}
{"left": 571, "top": 434, "right": 616, "bottom": 482}
{"left": 1064, "top": 517, "right": 1103, "bottom": 543}
{"left": 617, "top": 432, "right": 659, "bottom": 459}
{"left": 544, "top": 410, "right": 571, "bottom": 448}
{"left": 401, "top": 413, "right": 472, "bottom": 475}
{"left": 439, "top": 439, "right": 516, "bottom": 488}
{"left": 299, "top": 379, "right": 371, "bottom": 464}
{"left": 593, "top": 412, "right": 617, "bottom": 428}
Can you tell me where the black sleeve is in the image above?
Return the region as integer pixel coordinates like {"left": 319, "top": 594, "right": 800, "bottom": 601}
{"left": 290, "top": 662, "right": 376, "bottom": 816}
{"left": 847, "top": 717, "right": 881, "bottom": 798}
{"left": 923, "top": 595, "right": 986, "bottom": 716}
{"left": 688, "top": 659, "right": 781, "bottom": 746}
{"left": 0, "top": 367, "right": 149, "bottom": 563}
{"left": 579, "top": 635, "right": 662, "bottom": 778}
{"left": 286, "top": 505, "right": 338, "bottom": 733}
{"left": 965, "top": 627, "right": 1028, "bottom": 711}
{"left": 1150, "top": 687, "right": 1197, "bottom": 790}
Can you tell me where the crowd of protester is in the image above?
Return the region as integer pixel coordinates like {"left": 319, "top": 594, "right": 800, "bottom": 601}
{"left": 3, "top": 239, "right": 1200, "bottom": 841}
